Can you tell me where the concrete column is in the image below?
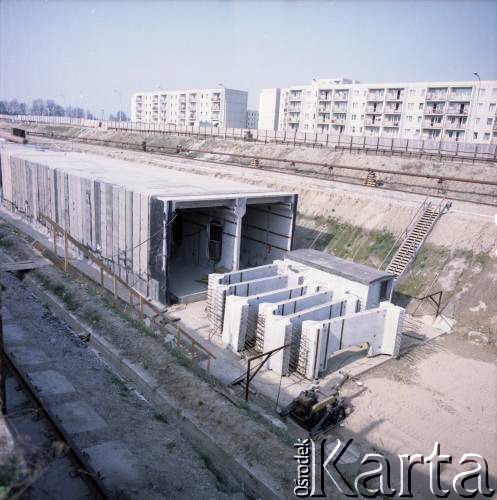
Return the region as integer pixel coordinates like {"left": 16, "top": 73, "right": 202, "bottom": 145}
{"left": 232, "top": 198, "right": 246, "bottom": 271}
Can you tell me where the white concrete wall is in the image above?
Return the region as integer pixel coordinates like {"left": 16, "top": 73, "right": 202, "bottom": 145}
{"left": 0, "top": 147, "right": 156, "bottom": 298}
{"left": 221, "top": 284, "right": 310, "bottom": 352}
{"left": 240, "top": 203, "right": 295, "bottom": 268}
{"left": 263, "top": 299, "right": 348, "bottom": 376}
{"left": 258, "top": 88, "right": 281, "bottom": 131}
{"left": 283, "top": 257, "right": 370, "bottom": 312}
{"left": 208, "top": 266, "right": 302, "bottom": 336}
{"left": 302, "top": 301, "right": 405, "bottom": 379}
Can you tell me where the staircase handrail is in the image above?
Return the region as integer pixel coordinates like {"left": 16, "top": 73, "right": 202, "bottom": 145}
{"left": 394, "top": 197, "right": 449, "bottom": 278}
{"left": 379, "top": 197, "right": 430, "bottom": 270}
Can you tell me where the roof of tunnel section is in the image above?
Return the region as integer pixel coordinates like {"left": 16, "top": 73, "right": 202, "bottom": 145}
{"left": 0, "top": 144, "right": 295, "bottom": 202}
{"left": 286, "top": 248, "right": 394, "bottom": 285}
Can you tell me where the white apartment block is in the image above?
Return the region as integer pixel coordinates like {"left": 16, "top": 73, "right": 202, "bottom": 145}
{"left": 261, "top": 78, "right": 497, "bottom": 143}
{"left": 258, "top": 88, "right": 281, "bottom": 130}
{"left": 246, "top": 110, "right": 259, "bottom": 129}
{"left": 131, "top": 88, "right": 248, "bottom": 128}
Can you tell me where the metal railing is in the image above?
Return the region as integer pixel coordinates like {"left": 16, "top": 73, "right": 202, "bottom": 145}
{"left": 36, "top": 213, "right": 216, "bottom": 372}
{"left": 2, "top": 114, "right": 496, "bottom": 161}
{"left": 379, "top": 197, "right": 431, "bottom": 271}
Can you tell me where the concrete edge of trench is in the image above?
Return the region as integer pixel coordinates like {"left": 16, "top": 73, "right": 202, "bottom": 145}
{"left": 21, "top": 273, "right": 287, "bottom": 500}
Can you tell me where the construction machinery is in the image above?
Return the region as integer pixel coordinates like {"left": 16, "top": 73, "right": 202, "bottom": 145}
{"left": 279, "top": 374, "right": 348, "bottom": 439}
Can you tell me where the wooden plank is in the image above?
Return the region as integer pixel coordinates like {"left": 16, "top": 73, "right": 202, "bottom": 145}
{"left": 0, "top": 260, "right": 49, "bottom": 271}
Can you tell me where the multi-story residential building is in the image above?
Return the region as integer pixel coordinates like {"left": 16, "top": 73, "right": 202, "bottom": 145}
{"left": 261, "top": 78, "right": 497, "bottom": 143}
{"left": 131, "top": 87, "right": 248, "bottom": 128}
{"left": 246, "top": 110, "right": 259, "bottom": 129}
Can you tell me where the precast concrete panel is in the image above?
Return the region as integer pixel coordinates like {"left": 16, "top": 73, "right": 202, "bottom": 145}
{"left": 302, "top": 302, "right": 404, "bottom": 379}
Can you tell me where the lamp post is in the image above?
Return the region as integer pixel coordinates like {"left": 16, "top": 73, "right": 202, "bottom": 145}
{"left": 113, "top": 89, "right": 123, "bottom": 122}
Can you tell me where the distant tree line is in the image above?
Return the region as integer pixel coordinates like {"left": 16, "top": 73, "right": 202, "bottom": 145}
{"left": 0, "top": 98, "right": 128, "bottom": 121}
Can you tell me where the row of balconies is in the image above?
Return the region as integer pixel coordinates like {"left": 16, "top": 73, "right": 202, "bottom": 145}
{"left": 448, "top": 94, "right": 471, "bottom": 102}
{"left": 317, "top": 92, "right": 349, "bottom": 101}
{"left": 367, "top": 94, "right": 384, "bottom": 102}
{"left": 366, "top": 106, "right": 383, "bottom": 114}
{"left": 385, "top": 91, "right": 405, "bottom": 101}
{"left": 317, "top": 117, "right": 347, "bottom": 125}
{"left": 426, "top": 91, "right": 472, "bottom": 101}
{"left": 423, "top": 121, "right": 443, "bottom": 129}
{"left": 426, "top": 90, "right": 448, "bottom": 100}
{"left": 425, "top": 107, "right": 445, "bottom": 115}
{"left": 289, "top": 92, "right": 303, "bottom": 101}
{"left": 384, "top": 107, "right": 402, "bottom": 114}
{"left": 426, "top": 107, "right": 469, "bottom": 115}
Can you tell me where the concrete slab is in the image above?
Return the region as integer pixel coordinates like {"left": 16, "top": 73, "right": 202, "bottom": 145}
{"left": 5, "top": 376, "right": 29, "bottom": 408}
{"left": 3, "top": 324, "right": 26, "bottom": 343}
{"left": 2, "top": 307, "right": 14, "bottom": 322}
{"left": 7, "top": 346, "right": 49, "bottom": 365}
{"left": 83, "top": 441, "right": 140, "bottom": 487}
{"left": 28, "top": 370, "right": 76, "bottom": 396}
{"left": 52, "top": 400, "right": 107, "bottom": 434}
{"left": 1, "top": 143, "right": 293, "bottom": 201}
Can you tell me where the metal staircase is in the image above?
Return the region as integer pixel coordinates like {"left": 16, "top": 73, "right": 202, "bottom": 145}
{"left": 382, "top": 198, "right": 450, "bottom": 278}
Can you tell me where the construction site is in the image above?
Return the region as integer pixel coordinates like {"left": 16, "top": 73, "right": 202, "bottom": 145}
{"left": 0, "top": 116, "right": 496, "bottom": 498}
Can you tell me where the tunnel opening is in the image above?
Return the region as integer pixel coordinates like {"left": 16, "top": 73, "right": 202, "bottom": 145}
{"left": 240, "top": 201, "right": 295, "bottom": 268}
{"left": 167, "top": 198, "right": 295, "bottom": 304}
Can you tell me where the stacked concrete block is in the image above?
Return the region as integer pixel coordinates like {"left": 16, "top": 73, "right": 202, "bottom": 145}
{"left": 300, "top": 302, "right": 405, "bottom": 379}
{"left": 207, "top": 248, "right": 404, "bottom": 379}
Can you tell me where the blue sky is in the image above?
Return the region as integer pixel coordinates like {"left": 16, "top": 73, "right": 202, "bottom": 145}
{"left": 1, "top": 0, "right": 496, "bottom": 114}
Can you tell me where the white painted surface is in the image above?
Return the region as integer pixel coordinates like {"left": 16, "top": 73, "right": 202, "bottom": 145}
{"left": 259, "top": 78, "right": 497, "bottom": 143}
{"left": 303, "top": 301, "right": 405, "bottom": 379}
{"left": 131, "top": 87, "right": 248, "bottom": 129}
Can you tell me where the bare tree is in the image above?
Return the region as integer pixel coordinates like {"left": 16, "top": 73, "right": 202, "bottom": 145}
{"left": 30, "top": 99, "right": 46, "bottom": 115}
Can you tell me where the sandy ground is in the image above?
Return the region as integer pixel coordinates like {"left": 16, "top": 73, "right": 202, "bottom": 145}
{"left": 336, "top": 333, "right": 497, "bottom": 496}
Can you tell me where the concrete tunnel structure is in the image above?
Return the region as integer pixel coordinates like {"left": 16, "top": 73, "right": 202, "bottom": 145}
{"left": 0, "top": 144, "right": 298, "bottom": 304}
